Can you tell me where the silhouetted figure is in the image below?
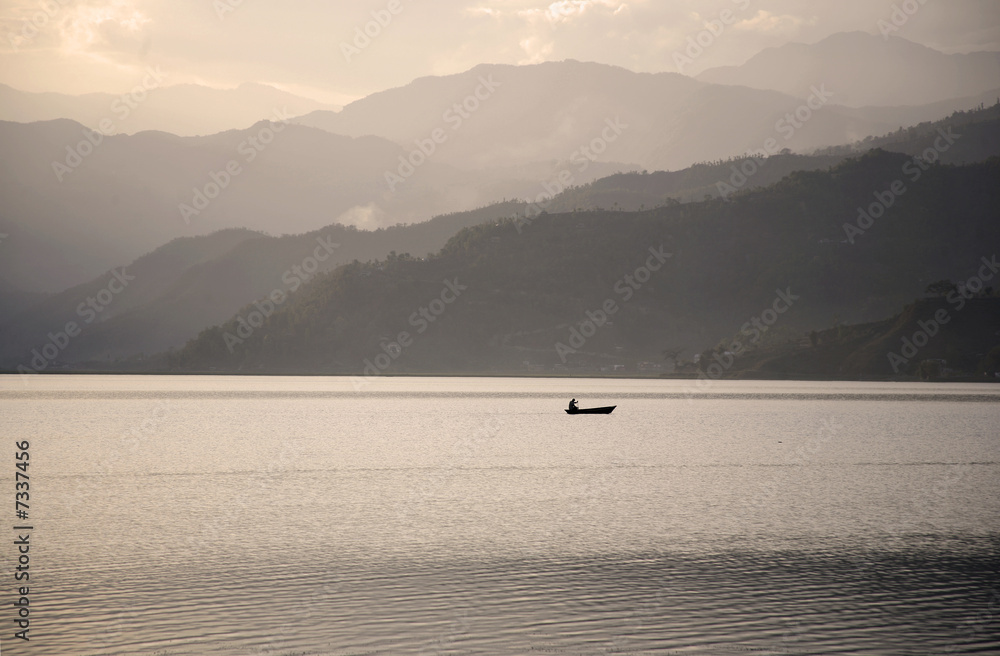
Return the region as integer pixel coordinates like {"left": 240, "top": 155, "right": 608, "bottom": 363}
{"left": 569, "top": 398, "right": 578, "bottom": 412}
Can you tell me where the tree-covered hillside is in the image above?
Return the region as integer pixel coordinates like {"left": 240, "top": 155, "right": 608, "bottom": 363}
{"left": 166, "top": 151, "right": 1000, "bottom": 376}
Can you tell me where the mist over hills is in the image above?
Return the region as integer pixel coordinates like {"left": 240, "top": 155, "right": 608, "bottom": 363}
{"left": 0, "top": 228, "right": 264, "bottom": 365}
{"left": 293, "top": 59, "right": 882, "bottom": 172}
{"left": 163, "top": 152, "right": 1000, "bottom": 376}
{"left": 0, "top": 118, "right": 624, "bottom": 293}
{"left": 3, "top": 104, "right": 999, "bottom": 373}
{"left": 0, "top": 118, "right": 399, "bottom": 292}
{"left": 697, "top": 32, "right": 1000, "bottom": 108}
{"left": 292, "top": 39, "right": 1000, "bottom": 172}
{"left": 548, "top": 104, "right": 1000, "bottom": 210}
{"left": 4, "top": 31, "right": 1000, "bottom": 380}
{"left": 0, "top": 82, "right": 340, "bottom": 137}
{"left": 0, "top": 202, "right": 528, "bottom": 369}
{"left": 4, "top": 34, "right": 998, "bottom": 296}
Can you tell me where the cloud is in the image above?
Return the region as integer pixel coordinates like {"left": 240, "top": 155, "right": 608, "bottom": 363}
{"left": 465, "top": 7, "right": 500, "bottom": 18}
{"left": 734, "top": 10, "right": 816, "bottom": 35}
{"left": 2, "top": 0, "right": 150, "bottom": 56}
{"left": 518, "top": 35, "right": 555, "bottom": 64}
{"left": 466, "top": 0, "right": 633, "bottom": 27}
{"left": 518, "top": 0, "right": 631, "bottom": 25}
{"left": 0, "top": 0, "right": 995, "bottom": 103}
{"left": 336, "top": 203, "right": 389, "bottom": 231}
{"left": 496, "top": 1, "right": 637, "bottom": 64}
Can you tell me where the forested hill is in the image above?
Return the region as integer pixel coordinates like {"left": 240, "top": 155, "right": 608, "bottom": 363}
{"left": 0, "top": 201, "right": 526, "bottom": 369}
{"left": 167, "top": 151, "right": 1000, "bottom": 376}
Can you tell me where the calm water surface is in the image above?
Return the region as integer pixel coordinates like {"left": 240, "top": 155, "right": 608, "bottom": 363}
{"left": 1, "top": 375, "right": 998, "bottom": 655}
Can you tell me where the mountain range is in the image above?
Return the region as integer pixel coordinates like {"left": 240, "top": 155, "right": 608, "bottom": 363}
{"left": 3, "top": 104, "right": 999, "bottom": 372}
{"left": 0, "top": 202, "right": 528, "bottom": 368}
{"left": 0, "top": 81, "right": 340, "bottom": 137}
{"left": 3, "top": 31, "right": 1000, "bottom": 379}
{"left": 291, "top": 59, "right": 998, "bottom": 173}
{"left": 5, "top": 33, "right": 999, "bottom": 294}
{"left": 292, "top": 33, "right": 1000, "bottom": 171}
{"left": 0, "top": 117, "right": 628, "bottom": 293}
{"left": 698, "top": 32, "right": 1000, "bottom": 108}
{"left": 160, "top": 151, "right": 1000, "bottom": 376}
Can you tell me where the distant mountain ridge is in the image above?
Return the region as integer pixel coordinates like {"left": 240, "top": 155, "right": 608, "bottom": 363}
{"left": 546, "top": 103, "right": 1000, "bottom": 211}
{"left": 0, "top": 202, "right": 529, "bottom": 369}
{"left": 0, "top": 81, "right": 340, "bottom": 136}
{"left": 697, "top": 32, "right": 1000, "bottom": 108}
{"left": 0, "top": 118, "right": 622, "bottom": 293}
{"left": 5, "top": 39, "right": 999, "bottom": 294}
{"left": 292, "top": 56, "right": 1000, "bottom": 172}
{"left": 4, "top": 102, "right": 999, "bottom": 369}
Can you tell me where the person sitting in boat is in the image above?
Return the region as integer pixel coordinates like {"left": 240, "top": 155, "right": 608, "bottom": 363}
{"left": 568, "top": 398, "right": 578, "bottom": 412}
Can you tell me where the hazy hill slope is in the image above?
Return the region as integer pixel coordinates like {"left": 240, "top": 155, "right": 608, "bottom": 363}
{"left": 814, "top": 103, "right": 1000, "bottom": 161}
{"left": 731, "top": 298, "right": 1000, "bottom": 380}
{"left": 0, "top": 228, "right": 264, "bottom": 367}
{"left": 58, "top": 104, "right": 1000, "bottom": 368}
{"left": 841, "top": 299, "right": 1000, "bottom": 377}
{"left": 0, "top": 276, "right": 48, "bottom": 321}
{"left": 6, "top": 58, "right": 995, "bottom": 295}
{"left": 0, "top": 119, "right": 569, "bottom": 293}
{"left": 166, "top": 153, "right": 1000, "bottom": 374}
{"left": 525, "top": 104, "right": 1000, "bottom": 212}
{"left": 5, "top": 101, "right": 997, "bottom": 354}
{"left": 698, "top": 32, "right": 1000, "bottom": 108}
{"left": 0, "top": 82, "right": 339, "bottom": 136}
{"left": 0, "top": 119, "right": 398, "bottom": 291}
{"left": 0, "top": 202, "right": 527, "bottom": 367}
{"left": 292, "top": 60, "right": 912, "bottom": 172}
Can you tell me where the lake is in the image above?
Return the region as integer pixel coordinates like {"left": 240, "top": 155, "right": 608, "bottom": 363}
{"left": 1, "top": 375, "right": 998, "bottom": 655}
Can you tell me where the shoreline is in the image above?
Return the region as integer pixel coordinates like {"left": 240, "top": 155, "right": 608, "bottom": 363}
{"left": 2, "top": 369, "right": 997, "bottom": 384}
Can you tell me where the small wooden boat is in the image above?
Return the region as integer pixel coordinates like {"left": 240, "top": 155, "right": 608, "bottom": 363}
{"left": 565, "top": 405, "right": 616, "bottom": 415}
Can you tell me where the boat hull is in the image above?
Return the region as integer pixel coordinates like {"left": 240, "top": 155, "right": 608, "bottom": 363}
{"left": 565, "top": 406, "right": 616, "bottom": 415}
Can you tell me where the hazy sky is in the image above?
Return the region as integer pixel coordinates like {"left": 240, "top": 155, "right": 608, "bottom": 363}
{"left": 1, "top": 0, "right": 998, "bottom": 105}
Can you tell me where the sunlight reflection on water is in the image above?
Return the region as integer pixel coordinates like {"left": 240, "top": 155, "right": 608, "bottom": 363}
{"left": 2, "top": 376, "right": 998, "bottom": 655}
